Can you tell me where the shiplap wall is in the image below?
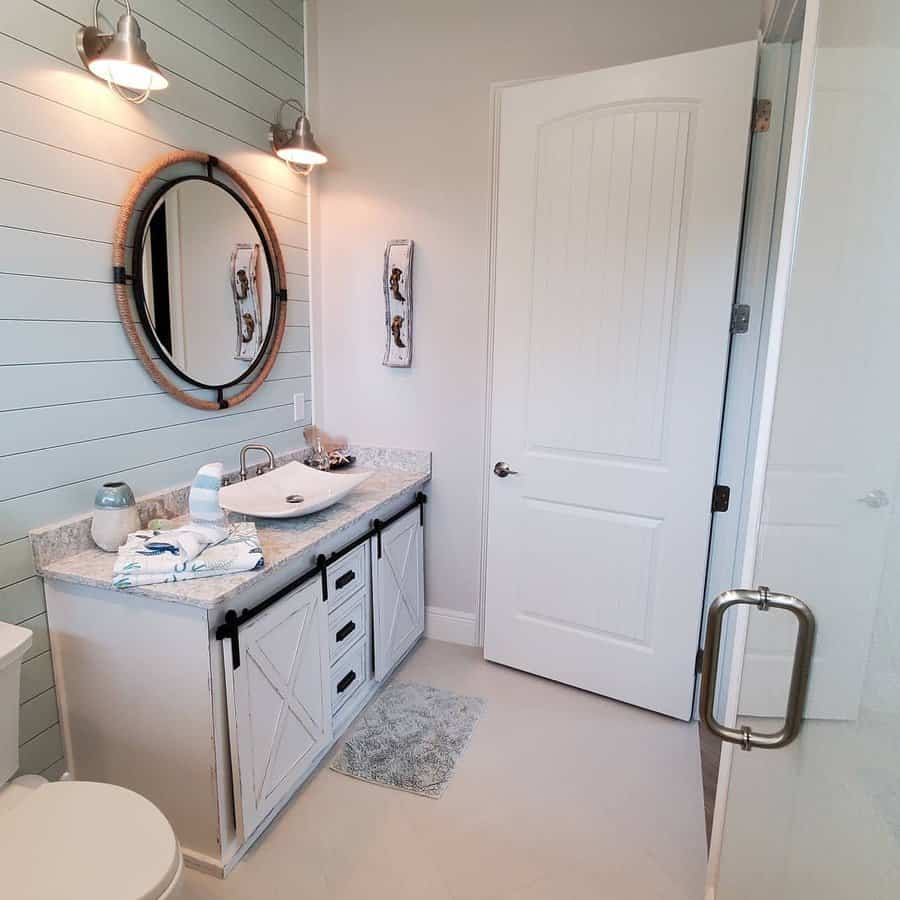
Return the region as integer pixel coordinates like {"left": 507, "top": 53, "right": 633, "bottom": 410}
{"left": 0, "top": 0, "right": 310, "bottom": 779}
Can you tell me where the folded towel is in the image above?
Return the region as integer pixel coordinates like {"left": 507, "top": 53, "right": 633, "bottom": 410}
{"left": 129, "top": 463, "right": 229, "bottom": 561}
{"left": 140, "top": 522, "right": 229, "bottom": 562}
{"left": 189, "top": 462, "right": 226, "bottom": 526}
{"left": 112, "top": 522, "right": 263, "bottom": 589}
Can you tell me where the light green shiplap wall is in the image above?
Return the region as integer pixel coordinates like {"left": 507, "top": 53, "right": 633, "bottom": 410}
{"left": 0, "top": 0, "right": 310, "bottom": 779}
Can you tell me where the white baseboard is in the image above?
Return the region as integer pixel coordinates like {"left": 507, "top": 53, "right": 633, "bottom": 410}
{"left": 425, "top": 605, "right": 478, "bottom": 646}
{"left": 182, "top": 847, "right": 226, "bottom": 879}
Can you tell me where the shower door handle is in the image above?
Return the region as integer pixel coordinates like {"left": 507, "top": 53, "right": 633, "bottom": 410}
{"left": 699, "top": 586, "right": 815, "bottom": 751}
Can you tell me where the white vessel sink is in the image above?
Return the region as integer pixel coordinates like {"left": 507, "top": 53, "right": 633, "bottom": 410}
{"left": 220, "top": 461, "right": 373, "bottom": 519}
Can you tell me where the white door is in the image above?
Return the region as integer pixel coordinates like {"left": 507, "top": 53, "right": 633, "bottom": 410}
{"left": 224, "top": 579, "right": 331, "bottom": 840}
{"left": 712, "top": 1, "right": 900, "bottom": 893}
{"left": 484, "top": 42, "right": 758, "bottom": 720}
{"left": 373, "top": 508, "right": 425, "bottom": 681}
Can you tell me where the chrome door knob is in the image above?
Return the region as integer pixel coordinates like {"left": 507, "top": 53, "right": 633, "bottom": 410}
{"left": 493, "top": 461, "right": 518, "bottom": 478}
{"left": 856, "top": 489, "right": 890, "bottom": 509}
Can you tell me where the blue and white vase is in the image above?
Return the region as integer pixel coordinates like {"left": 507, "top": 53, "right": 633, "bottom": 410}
{"left": 91, "top": 482, "right": 141, "bottom": 552}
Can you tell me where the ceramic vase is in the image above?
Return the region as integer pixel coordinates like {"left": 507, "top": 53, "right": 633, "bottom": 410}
{"left": 91, "top": 482, "right": 141, "bottom": 552}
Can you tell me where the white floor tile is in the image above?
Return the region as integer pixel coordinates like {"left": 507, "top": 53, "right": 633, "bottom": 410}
{"left": 182, "top": 639, "right": 707, "bottom": 900}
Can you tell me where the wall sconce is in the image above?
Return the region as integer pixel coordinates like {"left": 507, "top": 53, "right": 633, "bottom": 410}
{"left": 269, "top": 99, "right": 328, "bottom": 175}
{"left": 76, "top": 1, "right": 168, "bottom": 104}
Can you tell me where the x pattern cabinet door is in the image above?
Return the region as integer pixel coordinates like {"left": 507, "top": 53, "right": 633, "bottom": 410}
{"left": 225, "top": 580, "right": 331, "bottom": 839}
{"left": 373, "top": 508, "right": 425, "bottom": 681}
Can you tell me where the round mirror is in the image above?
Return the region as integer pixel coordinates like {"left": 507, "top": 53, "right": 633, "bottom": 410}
{"left": 115, "top": 152, "right": 286, "bottom": 410}
{"left": 134, "top": 177, "right": 276, "bottom": 389}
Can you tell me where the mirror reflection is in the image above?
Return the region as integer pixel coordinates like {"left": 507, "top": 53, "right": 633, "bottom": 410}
{"left": 139, "top": 179, "right": 273, "bottom": 387}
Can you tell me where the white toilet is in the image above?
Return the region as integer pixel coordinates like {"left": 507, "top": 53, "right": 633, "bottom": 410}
{"left": 0, "top": 622, "right": 184, "bottom": 899}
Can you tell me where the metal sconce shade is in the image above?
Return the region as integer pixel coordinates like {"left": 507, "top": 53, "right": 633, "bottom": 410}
{"left": 77, "top": 2, "right": 168, "bottom": 102}
{"left": 273, "top": 116, "right": 328, "bottom": 166}
{"left": 84, "top": 14, "right": 168, "bottom": 91}
{"left": 270, "top": 101, "right": 327, "bottom": 173}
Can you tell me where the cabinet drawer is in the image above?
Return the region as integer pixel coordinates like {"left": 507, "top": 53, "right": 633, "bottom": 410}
{"left": 328, "top": 593, "right": 368, "bottom": 664}
{"left": 330, "top": 639, "right": 368, "bottom": 715}
{"left": 327, "top": 543, "right": 369, "bottom": 612}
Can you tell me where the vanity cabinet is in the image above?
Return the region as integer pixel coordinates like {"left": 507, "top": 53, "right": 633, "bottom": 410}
{"left": 224, "top": 578, "right": 331, "bottom": 840}
{"left": 40, "top": 484, "right": 428, "bottom": 877}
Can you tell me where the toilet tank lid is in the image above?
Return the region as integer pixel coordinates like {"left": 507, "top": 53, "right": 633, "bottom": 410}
{"left": 0, "top": 622, "right": 32, "bottom": 669}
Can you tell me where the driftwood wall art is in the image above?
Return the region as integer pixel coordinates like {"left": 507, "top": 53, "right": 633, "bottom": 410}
{"left": 230, "top": 243, "right": 262, "bottom": 361}
{"left": 383, "top": 239, "right": 414, "bottom": 367}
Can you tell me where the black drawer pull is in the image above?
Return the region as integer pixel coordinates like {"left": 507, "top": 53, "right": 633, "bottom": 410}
{"left": 337, "top": 670, "right": 357, "bottom": 694}
{"left": 335, "top": 570, "right": 356, "bottom": 590}
{"left": 335, "top": 621, "right": 357, "bottom": 642}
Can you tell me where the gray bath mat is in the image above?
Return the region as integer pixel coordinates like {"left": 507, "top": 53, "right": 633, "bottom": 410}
{"left": 330, "top": 681, "right": 485, "bottom": 798}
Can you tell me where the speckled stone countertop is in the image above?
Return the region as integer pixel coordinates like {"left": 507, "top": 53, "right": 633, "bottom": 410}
{"left": 31, "top": 446, "right": 430, "bottom": 610}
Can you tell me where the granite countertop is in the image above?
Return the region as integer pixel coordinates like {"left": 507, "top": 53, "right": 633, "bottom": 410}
{"left": 31, "top": 446, "right": 430, "bottom": 610}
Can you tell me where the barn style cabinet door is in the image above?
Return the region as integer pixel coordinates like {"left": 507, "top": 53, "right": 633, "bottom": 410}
{"left": 372, "top": 508, "right": 425, "bottom": 681}
{"left": 224, "top": 579, "right": 331, "bottom": 840}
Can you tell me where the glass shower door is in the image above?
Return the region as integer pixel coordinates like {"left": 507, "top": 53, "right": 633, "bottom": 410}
{"left": 713, "top": 1, "right": 900, "bottom": 896}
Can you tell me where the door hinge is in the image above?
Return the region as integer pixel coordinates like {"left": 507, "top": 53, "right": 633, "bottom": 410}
{"left": 712, "top": 484, "right": 731, "bottom": 513}
{"left": 753, "top": 98, "right": 772, "bottom": 133}
{"left": 695, "top": 648, "right": 704, "bottom": 674}
{"left": 730, "top": 303, "right": 750, "bottom": 334}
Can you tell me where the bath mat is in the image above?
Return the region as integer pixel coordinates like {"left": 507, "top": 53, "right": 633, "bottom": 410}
{"left": 330, "top": 681, "right": 485, "bottom": 798}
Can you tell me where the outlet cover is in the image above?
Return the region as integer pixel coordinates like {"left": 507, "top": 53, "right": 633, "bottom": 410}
{"left": 293, "top": 393, "right": 306, "bottom": 422}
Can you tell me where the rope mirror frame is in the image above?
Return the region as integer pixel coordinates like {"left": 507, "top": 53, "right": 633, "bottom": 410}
{"left": 113, "top": 150, "right": 288, "bottom": 411}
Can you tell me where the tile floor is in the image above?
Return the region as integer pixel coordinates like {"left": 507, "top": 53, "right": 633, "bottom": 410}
{"left": 182, "top": 639, "right": 708, "bottom": 900}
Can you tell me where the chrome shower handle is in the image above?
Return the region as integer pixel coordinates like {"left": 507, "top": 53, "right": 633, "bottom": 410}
{"left": 699, "top": 586, "right": 815, "bottom": 751}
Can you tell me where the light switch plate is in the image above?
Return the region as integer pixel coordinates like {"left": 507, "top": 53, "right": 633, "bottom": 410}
{"left": 293, "top": 393, "right": 306, "bottom": 422}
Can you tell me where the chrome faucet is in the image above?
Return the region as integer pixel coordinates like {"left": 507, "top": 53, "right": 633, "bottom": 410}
{"left": 239, "top": 444, "right": 275, "bottom": 481}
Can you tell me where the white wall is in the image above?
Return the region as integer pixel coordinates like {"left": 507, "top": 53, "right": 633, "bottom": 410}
{"left": 0, "top": 0, "right": 309, "bottom": 777}
{"left": 308, "top": 1, "right": 760, "bottom": 624}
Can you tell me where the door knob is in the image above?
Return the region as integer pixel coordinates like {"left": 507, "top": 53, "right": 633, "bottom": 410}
{"left": 856, "top": 489, "right": 889, "bottom": 509}
{"left": 493, "top": 461, "right": 518, "bottom": 478}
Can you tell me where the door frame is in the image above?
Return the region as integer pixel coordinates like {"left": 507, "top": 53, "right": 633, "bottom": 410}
{"left": 705, "top": 0, "right": 820, "bottom": 895}
{"left": 696, "top": 39, "right": 801, "bottom": 723}
{"left": 476, "top": 73, "right": 547, "bottom": 648}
